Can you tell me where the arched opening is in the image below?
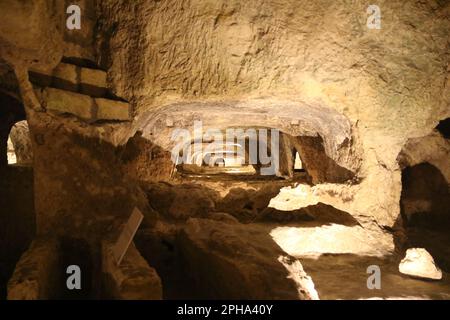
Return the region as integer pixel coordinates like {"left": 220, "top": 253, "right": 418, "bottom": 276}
{"left": 400, "top": 162, "right": 450, "bottom": 230}
{"left": 0, "top": 92, "right": 35, "bottom": 299}
{"left": 7, "top": 120, "right": 33, "bottom": 166}
{"left": 400, "top": 162, "right": 450, "bottom": 273}
{"left": 172, "top": 128, "right": 354, "bottom": 183}
{"left": 175, "top": 129, "right": 279, "bottom": 178}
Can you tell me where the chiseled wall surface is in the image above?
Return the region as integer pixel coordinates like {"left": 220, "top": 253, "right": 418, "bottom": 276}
{"left": 97, "top": 0, "right": 450, "bottom": 226}
{"left": 0, "top": 0, "right": 448, "bottom": 236}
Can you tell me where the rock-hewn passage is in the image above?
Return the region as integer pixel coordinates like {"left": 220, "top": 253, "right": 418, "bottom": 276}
{"left": 0, "top": 0, "right": 449, "bottom": 300}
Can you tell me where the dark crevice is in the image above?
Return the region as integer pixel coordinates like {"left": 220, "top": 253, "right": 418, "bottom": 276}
{"left": 436, "top": 118, "right": 450, "bottom": 139}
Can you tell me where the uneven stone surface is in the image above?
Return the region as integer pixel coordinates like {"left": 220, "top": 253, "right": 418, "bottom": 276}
{"left": 178, "top": 218, "right": 318, "bottom": 299}
{"left": 398, "top": 131, "right": 450, "bottom": 184}
{"left": 0, "top": 0, "right": 449, "bottom": 301}
{"left": 102, "top": 241, "right": 162, "bottom": 300}
{"left": 399, "top": 248, "right": 443, "bottom": 280}
{"left": 277, "top": 256, "right": 319, "bottom": 300}
{"left": 7, "top": 238, "right": 60, "bottom": 300}
{"left": 270, "top": 223, "right": 394, "bottom": 259}
{"left": 97, "top": 0, "right": 450, "bottom": 230}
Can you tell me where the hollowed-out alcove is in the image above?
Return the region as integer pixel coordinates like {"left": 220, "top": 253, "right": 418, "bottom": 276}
{"left": 400, "top": 162, "right": 450, "bottom": 229}
{"left": 400, "top": 162, "right": 450, "bottom": 273}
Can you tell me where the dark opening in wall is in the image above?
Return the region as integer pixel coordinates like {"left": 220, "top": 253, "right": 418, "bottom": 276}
{"left": 400, "top": 162, "right": 450, "bottom": 229}
{"left": 0, "top": 92, "right": 26, "bottom": 167}
{"left": 0, "top": 165, "right": 35, "bottom": 299}
{"left": 436, "top": 118, "right": 450, "bottom": 139}
{"left": 0, "top": 90, "right": 35, "bottom": 299}
{"left": 175, "top": 128, "right": 286, "bottom": 179}
{"left": 59, "top": 237, "right": 94, "bottom": 300}
{"left": 173, "top": 129, "right": 356, "bottom": 184}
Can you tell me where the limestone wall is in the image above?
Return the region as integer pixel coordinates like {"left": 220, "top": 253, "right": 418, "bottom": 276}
{"left": 0, "top": 0, "right": 448, "bottom": 234}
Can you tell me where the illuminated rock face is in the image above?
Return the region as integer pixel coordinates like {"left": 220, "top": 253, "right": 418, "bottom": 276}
{"left": 270, "top": 224, "right": 394, "bottom": 259}
{"left": 9, "top": 120, "right": 32, "bottom": 165}
{"left": 0, "top": 0, "right": 449, "bottom": 300}
{"left": 0, "top": 0, "right": 448, "bottom": 230}
{"left": 399, "top": 248, "right": 442, "bottom": 280}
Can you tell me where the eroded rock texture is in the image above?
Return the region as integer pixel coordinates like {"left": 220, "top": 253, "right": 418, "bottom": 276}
{"left": 0, "top": 0, "right": 449, "bottom": 300}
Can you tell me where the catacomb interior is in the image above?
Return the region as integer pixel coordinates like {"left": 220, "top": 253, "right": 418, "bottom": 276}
{"left": 0, "top": 0, "right": 449, "bottom": 300}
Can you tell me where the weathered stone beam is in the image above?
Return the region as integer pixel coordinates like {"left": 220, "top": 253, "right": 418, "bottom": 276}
{"left": 30, "top": 63, "right": 108, "bottom": 98}
{"left": 80, "top": 67, "right": 107, "bottom": 97}
{"left": 39, "top": 87, "right": 131, "bottom": 122}
{"left": 102, "top": 240, "right": 162, "bottom": 300}
{"left": 52, "top": 63, "right": 78, "bottom": 92}
{"left": 95, "top": 98, "right": 130, "bottom": 121}
{"left": 44, "top": 87, "right": 94, "bottom": 120}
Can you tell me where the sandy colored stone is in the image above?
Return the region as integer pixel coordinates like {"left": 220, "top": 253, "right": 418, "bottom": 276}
{"left": 178, "top": 218, "right": 319, "bottom": 299}
{"left": 399, "top": 248, "right": 442, "bottom": 280}
{"left": 398, "top": 131, "right": 450, "bottom": 184}
{"left": 80, "top": 67, "right": 107, "bottom": 97}
{"left": 7, "top": 238, "right": 60, "bottom": 300}
{"left": 9, "top": 120, "right": 33, "bottom": 165}
{"left": 270, "top": 223, "right": 394, "bottom": 258}
{"left": 95, "top": 98, "right": 130, "bottom": 121}
{"left": 0, "top": 0, "right": 64, "bottom": 68}
{"left": 0, "top": 0, "right": 449, "bottom": 301}
{"left": 52, "top": 63, "right": 78, "bottom": 92}
{"left": 45, "top": 87, "right": 94, "bottom": 120}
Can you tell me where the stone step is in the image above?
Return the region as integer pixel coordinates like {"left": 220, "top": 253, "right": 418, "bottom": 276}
{"left": 40, "top": 87, "right": 130, "bottom": 122}
{"left": 29, "top": 63, "right": 108, "bottom": 98}
{"left": 80, "top": 67, "right": 107, "bottom": 97}
{"left": 96, "top": 97, "right": 130, "bottom": 121}
{"left": 53, "top": 63, "right": 78, "bottom": 92}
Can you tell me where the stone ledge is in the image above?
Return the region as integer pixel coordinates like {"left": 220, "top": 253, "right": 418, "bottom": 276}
{"left": 44, "top": 87, "right": 94, "bottom": 120}
{"left": 30, "top": 63, "right": 108, "bottom": 98}
{"left": 52, "top": 63, "right": 78, "bottom": 92}
{"left": 80, "top": 68, "right": 107, "bottom": 97}
{"left": 95, "top": 98, "right": 130, "bottom": 121}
